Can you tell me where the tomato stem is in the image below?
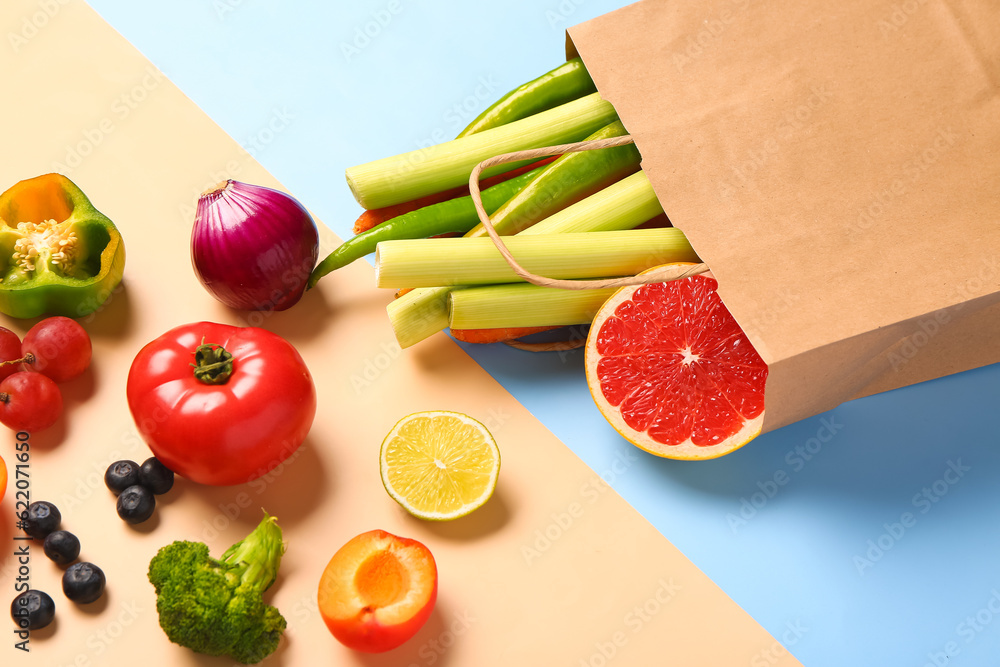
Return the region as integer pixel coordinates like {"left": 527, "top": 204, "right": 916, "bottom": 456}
{"left": 191, "top": 341, "right": 234, "bottom": 384}
{"left": 0, "top": 353, "right": 33, "bottom": 368}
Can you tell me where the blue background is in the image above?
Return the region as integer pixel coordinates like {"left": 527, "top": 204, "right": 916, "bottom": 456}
{"left": 84, "top": 1, "right": 1000, "bottom": 664}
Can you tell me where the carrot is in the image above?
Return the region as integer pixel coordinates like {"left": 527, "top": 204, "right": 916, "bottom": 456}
{"left": 451, "top": 326, "right": 561, "bottom": 344}
{"left": 354, "top": 192, "right": 455, "bottom": 234}
{"left": 352, "top": 157, "right": 558, "bottom": 234}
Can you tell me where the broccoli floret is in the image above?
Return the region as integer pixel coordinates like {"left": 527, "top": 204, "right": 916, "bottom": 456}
{"left": 148, "top": 512, "right": 287, "bottom": 664}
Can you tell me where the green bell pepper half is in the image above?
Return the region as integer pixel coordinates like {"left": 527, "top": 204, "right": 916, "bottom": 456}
{"left": 0, "top": 173, "right": 126, "bottom": 319}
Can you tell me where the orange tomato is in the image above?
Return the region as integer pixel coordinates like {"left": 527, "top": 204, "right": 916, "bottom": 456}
{"left": 0, "top": 453, "right": 6, "bottom": 503}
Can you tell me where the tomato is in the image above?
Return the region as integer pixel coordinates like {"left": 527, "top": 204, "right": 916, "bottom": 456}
{"left": 0, "top": 452, "right": 6, "bottom": 503}
{"left": 126, "top": 322, "right": 316, "bottom": 486}
{"left": 0, "top": 372, "right": 63, "bottom": 432}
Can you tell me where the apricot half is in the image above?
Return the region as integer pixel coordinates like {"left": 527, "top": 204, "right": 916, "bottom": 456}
{"left": 318, "top": 529, "right": 437, "bottom": 653}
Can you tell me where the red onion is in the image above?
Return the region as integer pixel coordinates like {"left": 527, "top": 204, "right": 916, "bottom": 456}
{"left": 191, "top": 180, "right": 319, "bottom": 311}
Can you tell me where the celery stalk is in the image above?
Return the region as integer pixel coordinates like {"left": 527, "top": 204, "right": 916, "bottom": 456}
{"left": 448, "top": 284, "right": 618, "bottom": 329}
{"left": 374, "top": 229, "right": 697, "bottom": 289}
{"left": 462, "top": 119, "right": 640, "bottom": 238}
{"left": 346, "top": 93, "right": 617, "bottom": 209}
{"left": 518, "top": 172, "right": 661, "bottom": 236}
{"left": 387, "top": 172, "right": 662, "bottom": 348}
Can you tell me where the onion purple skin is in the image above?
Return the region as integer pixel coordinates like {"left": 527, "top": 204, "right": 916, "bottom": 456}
{"left": 191, "top": 180, "right": 320, "bottom": 312}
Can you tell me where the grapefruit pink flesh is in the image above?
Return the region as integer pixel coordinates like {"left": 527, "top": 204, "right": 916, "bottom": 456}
{"left": 589, "top": 273, "right": 767, "bottom": 457}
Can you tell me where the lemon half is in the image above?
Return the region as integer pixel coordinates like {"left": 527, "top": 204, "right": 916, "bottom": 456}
{"left": 379, "top": 411, "right": 500, "bottom": 521}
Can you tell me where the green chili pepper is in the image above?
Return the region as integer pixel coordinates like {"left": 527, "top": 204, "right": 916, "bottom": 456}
{"left": 308, "top": 163, "right": 549, "bottom": 286}
{"left": 456, "top": 58, "right": 598, "bottom": 138}
{"left": 465, "top": 119, "right": 641, "bottom": 238}
{"left": 0, "top": 173, "right": 126, "bottom": 319}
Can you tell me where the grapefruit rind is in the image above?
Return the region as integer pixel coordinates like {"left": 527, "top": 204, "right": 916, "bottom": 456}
{"left": 584, "top": 263, "right": 765, "bottom": 461}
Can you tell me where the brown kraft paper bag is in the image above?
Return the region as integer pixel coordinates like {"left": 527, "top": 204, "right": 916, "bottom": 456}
{"left": 567, "top": 0, "right": 1000, "bottom": 432}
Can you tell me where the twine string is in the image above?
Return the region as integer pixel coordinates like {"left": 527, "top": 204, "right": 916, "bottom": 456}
{"left": 465, "top": 134, "right": 711, "bottom": 351}
{"left": 467, "top": 134, "right": 710, "bottom": 291}
{"left": 502, "top": 338, "right": 586, "bottom": 352}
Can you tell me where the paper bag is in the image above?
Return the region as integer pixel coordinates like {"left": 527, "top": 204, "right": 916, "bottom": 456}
{"left": 568, "top": 0, "right": 1000, "bottom": 431}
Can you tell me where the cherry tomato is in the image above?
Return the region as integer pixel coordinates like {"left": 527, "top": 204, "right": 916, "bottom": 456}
{"left": 21, "top": 317, "right": 92, "bottom": 383}
{"left": 0, "top": 372, "right": 63, "bottom": 432}
{"left": 0, "top": 327, "right": 21, "bottom": 382}
{"left": 126, "top": 322, "right": 316, "bottom": 486}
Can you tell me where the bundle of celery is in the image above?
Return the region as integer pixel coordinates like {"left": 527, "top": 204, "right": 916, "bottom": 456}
{"left": 310, "top": 59, "right": 697, "bottom": 348}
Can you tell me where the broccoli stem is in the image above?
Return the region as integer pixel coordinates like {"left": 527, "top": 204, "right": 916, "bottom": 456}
{"left": 220, "top": 512, "right": 285, "bottom": 592}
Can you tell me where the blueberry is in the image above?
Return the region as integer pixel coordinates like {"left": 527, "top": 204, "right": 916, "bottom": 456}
{"left": 10, "top": 590, "right": 55, "bottom": 630}
{"left": 139, "top": 457, "right": 174, "bottom": 495}
{"left": 62, "top": 562, "right": 105, "bottom": 604}
{"left": 22, "top": 501, "right": 60, "bottom": 539}
{"left": 43, "top": 530, "right": 80, "bottom": 566}
{"left": 104, "top": 460, "right": 140, "bottom": 495}
{"left": 116, "top": 485, "right": 155, "bottom": 524}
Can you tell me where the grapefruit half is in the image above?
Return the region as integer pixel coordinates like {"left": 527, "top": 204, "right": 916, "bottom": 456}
{"left": 584, "top": 264, "right": 768, "bottom": 460}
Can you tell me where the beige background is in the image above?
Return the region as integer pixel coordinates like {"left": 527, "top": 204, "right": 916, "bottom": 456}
{"left": 0, "top": 1, "right": 800, "bottom": 665}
